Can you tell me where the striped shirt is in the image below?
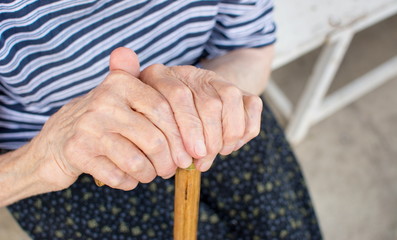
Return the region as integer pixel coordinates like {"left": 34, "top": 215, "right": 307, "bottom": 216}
{"left": 0, "top": 0, "right": 276, "bottom": 150}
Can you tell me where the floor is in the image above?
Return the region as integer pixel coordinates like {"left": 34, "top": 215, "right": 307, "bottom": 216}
{"left": 0, "top": 14, "right": 396, "bottom": 240}
{"left": 270, "top": 14, "right": 397, "bottom": 240}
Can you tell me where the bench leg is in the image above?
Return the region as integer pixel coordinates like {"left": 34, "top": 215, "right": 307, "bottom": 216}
{"left": 285, "top": 31, "right": 353, "bottom": 144}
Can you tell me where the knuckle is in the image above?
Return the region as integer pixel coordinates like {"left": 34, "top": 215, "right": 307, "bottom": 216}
{"left": 141, "top": 64, "right": 165, "bottom": 79}
{"left": 89, "top": 97, "right": 112, "bottom": 113}
{"left": 153, "top": 97, "right": 172, "bottom": 115}
{"left": 103, "top": 71, "right": 137, "bottom": 93}
{"left": 170, "top": 85, "right": 192, "bottom": 103}
{"left": 205, "top": 97, "right": 222, "bottom": 112}
{"left": 106, "top": 70, "right": 131, "bottom": 84}
{"left": 248, "top": 96, "right": 263, "bottom": 112}
{"left": 220, "top": 85, "right": 242, "bottom": 99}
{"left": 169, "top": 65, "right": 196, "bottom": 77}
{"left": 146, "top": 63, "right": 164, "bottom": 72}
{"left": 147, "top": 136, "right": 167, "bottom": 155}
{"left": 62, "top": 135, "right": 95, "bottom": 171}
{"left": 74, "top": 113, "right": 96, "bottom": 133}
{"left": 194, "top": 68, "right": 217, "bottom": 81}
{"left": 129, "top": 155, "right": 146, "bottom": 173}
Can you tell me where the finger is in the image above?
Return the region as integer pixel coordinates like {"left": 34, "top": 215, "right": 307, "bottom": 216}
{"left": 193, "top": 153, "right": 217, "bottom": 172}
{"left": 70, "top": 92, "right": 178, "bottom": 179}
{"left": 139, "top": 64, "right": 207, "bottom": 161}
{"left": 111, "top": 108, "right": 178, "bottom": 178}
{"left": 191, "top": 84, "right": 223, "bottom": 172}
{"left": 209, "top": 80, "right": 245, "bottom": 155}
{"left": 234, "top": 95, "right": 263, "bottom": 151}
{"left": 102, "top": 133, "right": 157, "bottom": 183}
{"left": 85, "top": 155, "right": 139, "bottom": 191}
{"left": 132, "top": 84, "right": 194, "bottom": 168}
{"left": 100, "top": 72, "right": 186, "bottom": 173}
{"left": 109, "top": 47, "right": 140, "bottom": 77}
{"left": 62, "top": 132, "right": 138, "bottom": 190}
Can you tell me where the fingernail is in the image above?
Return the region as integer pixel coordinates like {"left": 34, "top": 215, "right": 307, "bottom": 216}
{"left": 178, "top": 153, "right": 192, "bottom": 169}
{"left": 195, "top": 140, "right": 207, "bottom": 157}
{"left": 234, "top": 140, "right": 245, "bottom": 151}
{"left": 199, "top": 161, "right": 212, "bottom": 172}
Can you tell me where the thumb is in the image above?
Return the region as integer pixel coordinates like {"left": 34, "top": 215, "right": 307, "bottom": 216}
{"left": 109, "top": 47, "right": 140, "bottom": 77}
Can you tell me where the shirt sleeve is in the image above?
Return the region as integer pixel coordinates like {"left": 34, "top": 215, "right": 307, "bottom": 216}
{"left": 203, "top": 0, "right": 276, "bottom": 59}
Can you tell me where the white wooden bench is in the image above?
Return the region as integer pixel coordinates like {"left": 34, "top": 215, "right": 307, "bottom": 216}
{"left": 266, "top": 0, "right": 397, "bottom": 144}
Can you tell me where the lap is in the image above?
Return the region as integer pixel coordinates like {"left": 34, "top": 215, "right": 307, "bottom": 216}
{"left": 8, "top": 101, "right": 322, "bottom": 240}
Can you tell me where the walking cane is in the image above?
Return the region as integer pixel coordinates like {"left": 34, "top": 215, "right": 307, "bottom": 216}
{"left": 174, "top": 163, "right": 201, "bottom": 240}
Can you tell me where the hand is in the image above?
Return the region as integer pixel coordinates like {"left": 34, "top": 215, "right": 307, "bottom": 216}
{"left": 30, "top": 48, "right": 192, "bottom": 191}
{"left": 140, "top": 64, "right": 263, "bottom": 172}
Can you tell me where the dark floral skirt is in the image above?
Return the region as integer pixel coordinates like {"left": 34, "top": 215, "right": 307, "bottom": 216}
{"left": 7, "top": 99, "right": 322, "bottom": 240}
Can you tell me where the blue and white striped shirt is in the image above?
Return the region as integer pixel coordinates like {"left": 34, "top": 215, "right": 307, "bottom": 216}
{"left": 0, "top": 0, "right": 275, "bottom": 150}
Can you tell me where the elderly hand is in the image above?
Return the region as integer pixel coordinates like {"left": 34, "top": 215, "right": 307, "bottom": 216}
{"left": 31, "top": 48, "right": 192, "bottom": 191}
{"left": 140, "top": 64, "right": 263, "bottom": 172}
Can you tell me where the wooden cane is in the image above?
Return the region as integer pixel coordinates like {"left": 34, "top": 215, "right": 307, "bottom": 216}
{"left": 94, "top": 163, "right": 201, "bottom": 239}
{"left": 174, "top": 163, "right": 201, "bottom": 240}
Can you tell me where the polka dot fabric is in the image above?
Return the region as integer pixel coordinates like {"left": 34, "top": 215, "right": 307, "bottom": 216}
{"left": 7, "top": 100, "right": 322, "bottom": 239}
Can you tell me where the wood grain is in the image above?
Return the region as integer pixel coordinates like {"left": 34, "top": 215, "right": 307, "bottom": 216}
{"left": 174, "top": 164, "right": 201, "bottom": 240}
